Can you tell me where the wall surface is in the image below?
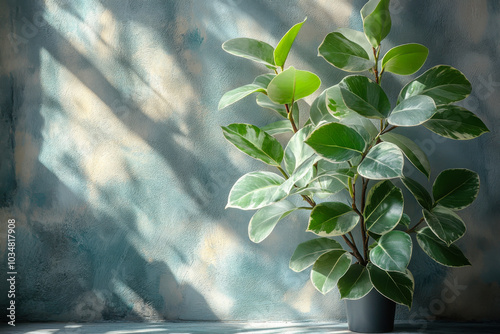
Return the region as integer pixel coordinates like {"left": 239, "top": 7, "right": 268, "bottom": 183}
{"left": 0, "top": 0, "right": 499, "bottom": 323}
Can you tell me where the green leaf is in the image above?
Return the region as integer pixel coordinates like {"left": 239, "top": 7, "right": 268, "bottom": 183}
{"left": 358, "top": 142, "right": 404, "bottom": 180}
{"left": 305, "top": 123, "right": 365, "bottom": 162}
{"left": 367, "top": 263, "right": 414, "bottom": 309}
{"left": 289, "top": 238, "right": 343, "bottom": 272}
{"left": 219, "top": 74, "right": 275, "bottom": 110}
{"left": 398, "top": 65, "right": 472, "bottom": 105}
{"left": 338, "top": 264, "right": 373, "bottom": 300}
{"left": 256, "top": 94, "right": 299, "bottom": 120}
{"left": 307, "top": 202, "right": 360, "bottom": 237}
{"left": 311, "top": 250, "right": 352, "bottom": 294}
{"left": 274, "top": 18, "right": 306, "bottom": 67}
{"left": 340, "top": 75, "right": 391, "bottom": 119}
{"left": 284, "top": 126, "right": 315, "bottom": 176}
{"left": 361, "top": 0, "right": 391, "bottom": 48}
{"left": 370, "top": 230, "right": 412, "bottom": 272}
{"left": 227, "top": 171, "right": 286, "bottom": 210}
{"left": 423, "top": 206, "right": 466, "bottom": 246}
{"left": 388, "top": 95, "right": 436, "bottom": 127}
{"left": 401, "top": 177, "right": 433, "bottom": 210}
{"left": 325, "top": 85, "right": 350, "bottom": 118}
{"left": 423, "top": 105, "right": 490, "bottom": 140}
{"left": 380, "top": 133, "right": 430, "bottom": 179}
{"left": 416, "top": 227, "right": 471, "bottom": 267}
{"left": 296, "top": 174, "right": 346, "bottom": 197}
{"left": 382, "top": 43, "right": 429, "bottom": 75}
{"left": 222, "top": 38, "right": 276, "bottom": 67}
{"left": 318, "top": 31, "right": 374, "bottom": 72}
{"left": 282, "top": 155, "right": 319, "bottom": 193}
{"left": 398, "top": 213, "right": 411, "bottom": 228}
{"left": 267, "top": 67, "right": 321, "bottom": 104}
{"left": 218, "top": 84, "right": 266, "bottom": 110}
{"left": 221, "top": 123, "right": 284, "bottom": 166}
{"left": 309, "top": 88, "right": 338, "bottom": 125}
{"left": 261, "top": 120, "right": 293, "bottom": 136}
{"left": 432, "top": 169, "right": 480, "bottom": 210}
{"left": 248, "top": 201, "right": 298, "bottom": 243}
{"left": 339, "top": 112, "right": 379, "bottom": 150}
{"left": 364, "top": 180, "right": 404, "bottom": 235}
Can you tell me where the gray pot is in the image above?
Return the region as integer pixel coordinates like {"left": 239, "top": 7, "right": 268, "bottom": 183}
{"left": 345, "top": 288, "right": 396, "bottom": 333}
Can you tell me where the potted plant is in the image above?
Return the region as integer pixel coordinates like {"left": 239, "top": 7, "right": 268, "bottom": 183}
{"left": 218, "top": 0, "right": 489, "bottom": 332}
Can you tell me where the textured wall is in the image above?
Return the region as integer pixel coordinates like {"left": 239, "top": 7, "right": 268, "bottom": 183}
{"left": 0, "top": 0, "right": 499, "bottom": 323}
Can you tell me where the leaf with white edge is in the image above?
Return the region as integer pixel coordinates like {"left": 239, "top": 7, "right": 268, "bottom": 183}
{"left": 248, "top": 201, "right": 298, "bottom": 243}
{"left": 370, "top": 230, "right": 412, "bottom": 272}
{"left": 388, "top": 95, "right": 436, "bottom": 127}
{"left": 401, "top": 177, "right": 433, "bottom": 210}
{"left": 340, "top": 75, "right": 391, "bottom": 119}
{"left": 295, "top": 174, "right": 346, "bottom": 197}
{"left": 423, "top": 105, "right": 490, "bottom": 140}
{"left": 416, "top": 227, "right": 471, "bottom": 267}
{"left": 339, "top": 112, "right": 379, "bottom": 150}
{"left": 274, "top": 18, "right": 306, "bottom": 67}
{"left": 358, "top": 142, "right": 404, "bottom": 180}
{"left": 423, "top": 206, "right": 466, "bottom": 246}
{"left": 219, "top": 84, "right": 266, "bottom": 110}
{"left": 289, "top": 238, "right": 343, "bottom": 272}
{"left": 261, "top": 120, "right": 293, "bottom": 136}
{"left": 398, "top": 213, "right": 411, "bottom": 228}
{"left": 311, "top": 250, "right": 352, "bottom": 294}
{"left": 307, "top": 202, "right": 360, "bottom": 237}
{"left": 227, "top": 171, "right": 286, "bottom": 210}
{"left": 318, "top": 31, "right": 374, "bottom": 72}
{"left": 222, "top": 38, "right": 276, "bottom": 67}
{"left": 367, "top": 263, "right": 414, "bottom": 309}
{"left": 398, "top": 65, "right": 472, "bottom": 105}
{"left": 284, "top": 126, "right": 315, "bottom": 175}
{"left": 281, "top": 155, "right": 319, "bottom": 193}
{"left": 267, "top": 66, "right": 321, "bottom": 104}
{"left": 325, "top": 85, "right": 350, "bottom": 118}
{"left": 221, "top": 123, "right": 283, "bottom": 166}
{"left": 380, "top": 133, "right": 430, "bottom": 178}
{"left": 256, "top": 94, "right": 299, "bottom": 120}
{"left": 361, "top": 0, "right": 391, "bottom": 48}
{"left": 219, "top": 74, "right": 274, "bottom": 110}
{"left": 310, "top": 88, "right": 338, "bottom": 125}
{"left": 305, "top": 123, "right": 365, "bottom": 162}
{"left": 433, "top": 169, "right": 480, "bottom": 210}
{"left": 382, "top": 43, "right": 428, "bottom": 75}
{"left": 338, "top": 264, "right": 373, "bottom": 300}
{"left": 364, "top": 180, "right": 404, "bottom": 235}
{"left": 336, "top": 28, "right": 376, "bottom": 62}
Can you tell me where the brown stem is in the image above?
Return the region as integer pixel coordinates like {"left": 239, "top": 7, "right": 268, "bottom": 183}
{"left": 406, "top": 217, "right": 425, "bottom": 234}
{"left": 343, "top": 235, "right": 365, "bottom": 265}
{"left": 285, "top": 103, "right": 298, "bottom": 133}
{"left": 381, "top": 125, "right": 398, "bottom": 135}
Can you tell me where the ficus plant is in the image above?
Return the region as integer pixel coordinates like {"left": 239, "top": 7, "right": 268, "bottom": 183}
{"left": 219, "top": 0, "right": 489, "bottom": 309}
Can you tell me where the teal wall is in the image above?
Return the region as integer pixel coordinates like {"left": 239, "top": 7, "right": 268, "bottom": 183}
{"left": 0, "top": 0, "right": 499, "bottom": 322}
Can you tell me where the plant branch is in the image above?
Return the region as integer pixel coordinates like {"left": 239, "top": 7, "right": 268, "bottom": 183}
{"left": 381, "top": 125, "right": 397, "bottom": 135}
{"left": 406, "top": 217, "right": 425, "bottom": 234}
{"left": 285, "top": 103, "right": 299, "bottom": 133}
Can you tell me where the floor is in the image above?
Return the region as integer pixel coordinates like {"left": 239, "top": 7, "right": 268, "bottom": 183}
{"left": 2, "top": 321, "right": 500, "bottom": 334}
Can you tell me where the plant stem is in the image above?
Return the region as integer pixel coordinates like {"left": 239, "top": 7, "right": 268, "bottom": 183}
{"left": 381, "top": 125, "right": 397, "bottom": 134}
{"left": 406, "top": 217, "right": 425, "bottom": 233}
{"left": 373, "top": 46, "right": 380, "bottom": 84}
{"left": 285, "top": 103, "right": 299, "bottom": 133}
{"left": 277, "top": 166, "right": 289, "bottom": 179}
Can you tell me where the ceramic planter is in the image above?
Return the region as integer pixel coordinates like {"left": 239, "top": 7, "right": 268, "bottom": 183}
{"left": 345, "top": 289, "right": 396, "bottom": 333}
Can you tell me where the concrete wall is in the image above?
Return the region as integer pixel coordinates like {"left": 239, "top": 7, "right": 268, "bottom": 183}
{"left": 0, "top": 0, "right": 499, "bottom": 322}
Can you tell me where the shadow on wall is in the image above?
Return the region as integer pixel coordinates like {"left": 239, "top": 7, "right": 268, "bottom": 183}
{"left": 0, "top": 0, "right": 227, "bottom": 322}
